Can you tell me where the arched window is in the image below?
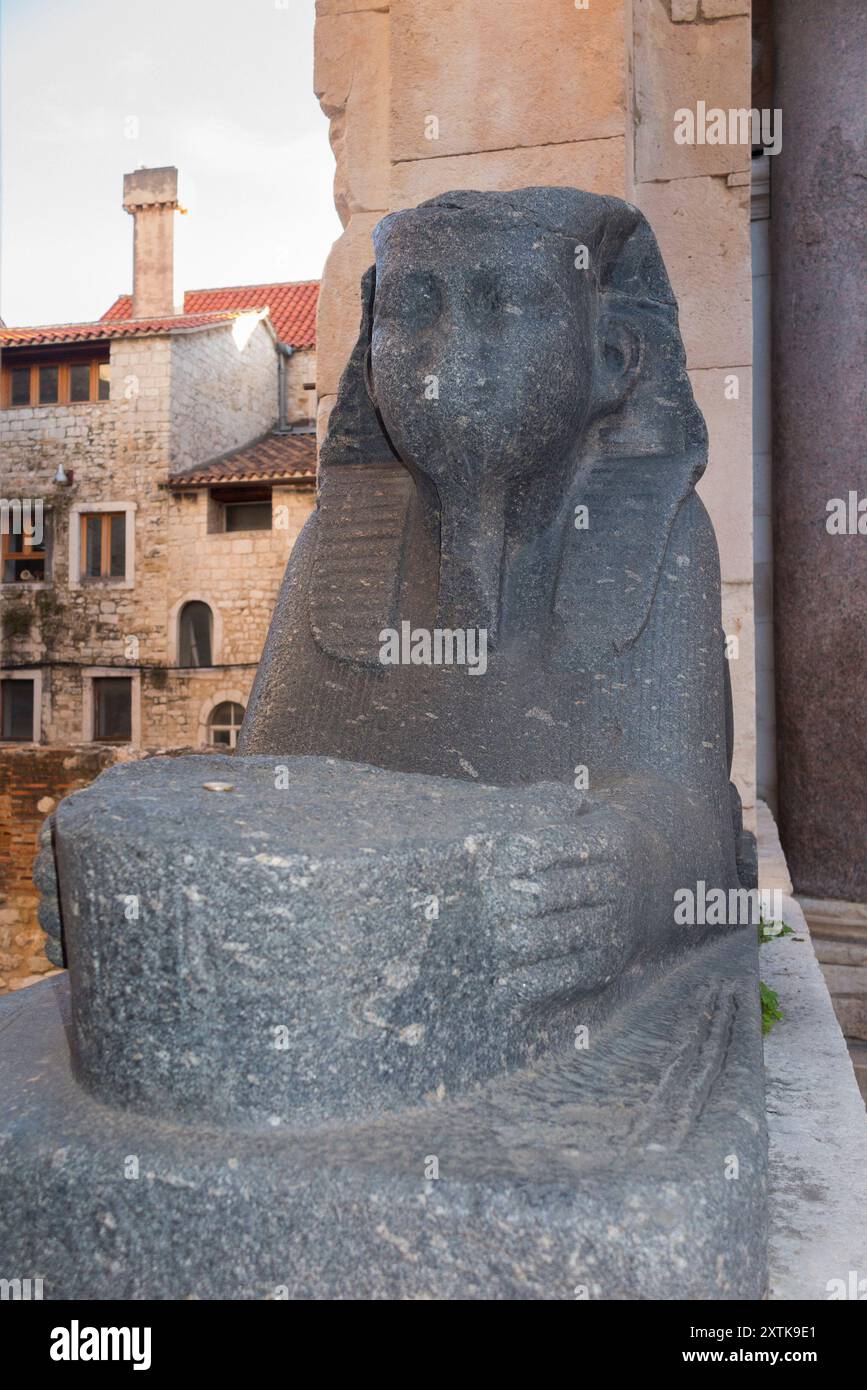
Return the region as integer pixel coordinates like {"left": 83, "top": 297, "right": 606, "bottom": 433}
{"left": 208, "top": 701, "right": 245, "bottom": 749}
{"left": 179, "top": 601, "right": 213, "bottom": 667}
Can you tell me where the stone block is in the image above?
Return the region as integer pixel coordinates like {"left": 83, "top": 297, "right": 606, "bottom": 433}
{"left": 818, "top": 966, "right": 867, "bottom": 1042}
{"left": 315, "top": 11, "right": 390, "bottom": 224}
{"left": 390, "top": 137, "right": 626, "bottom": 211}
{"left": 635, "top": 0, "right": 751, "bottom": 182}
{"left": 316, "top": 213, "right": 382, "bottom": 397}
{"left": 763, "top": 893, "right": 867, "bottom": 1298}
{"left": 635, "top": 175, "right": 751, "bottom": 369}
{"left": 692, "top": 366, "right": 753, "bottom": 584}
{"left": 316, "top": 0, "right": 389, "bottom": 13}
{"left": 701, "top": 0, "right": 749, "bottom": 16}
{"left": 317, "top": 394, "right": 336, "bottom": 448}
{"left": 721, "top": 581, "right": 756, "bottom": 814}
{"left": 390, "top": 0, "right": 625, "bottom": 161}
{"left": 4, "top": 844, "right": 768, "bottom": 1298}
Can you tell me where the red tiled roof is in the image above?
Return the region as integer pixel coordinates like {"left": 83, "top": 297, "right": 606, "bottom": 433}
{"left": 0, "top": 311, "right": 243, "bottom": 347}
{"left": 102, "top": 281, "right": 319, "bottom": 349}
{"left": 165, "top": 430, "right": 317, "bottom": 488}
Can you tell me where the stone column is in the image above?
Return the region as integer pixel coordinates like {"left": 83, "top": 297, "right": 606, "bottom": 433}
{"left": 772, "top": 0, "right": 867, "bottom": 900}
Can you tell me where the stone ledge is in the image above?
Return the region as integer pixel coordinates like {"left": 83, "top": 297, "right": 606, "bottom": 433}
{"left": 758, "top": 805, "right": 867, "bottom": 1300}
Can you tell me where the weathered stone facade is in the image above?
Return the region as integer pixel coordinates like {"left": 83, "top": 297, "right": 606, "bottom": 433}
{"left": 0, "top": 744, "right": 123, "bottom": 990}
{"left": 1, "top": 319, "right": 314, "bottom": 749}
{"left": 313, "top": 0, "right": 756, "bottom": 822}
{"left": 2, "top": 291, "right": 316, "bottom": 985}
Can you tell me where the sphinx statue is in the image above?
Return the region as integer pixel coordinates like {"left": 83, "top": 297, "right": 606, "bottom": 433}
{"left": 239, "top": 185, "right": 756, "bottom": 1019}
{"left": 2, "top": 189, "right": 767, "bottom": 1300}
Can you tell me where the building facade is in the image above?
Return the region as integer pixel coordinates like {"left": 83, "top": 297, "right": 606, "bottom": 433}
{"left": 0, "top": 166, "right": 318, "bottom": 987}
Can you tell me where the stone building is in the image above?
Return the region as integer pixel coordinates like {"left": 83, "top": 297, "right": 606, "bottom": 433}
{"left": 0, "top": 166, "right": 318, "bottom": 987}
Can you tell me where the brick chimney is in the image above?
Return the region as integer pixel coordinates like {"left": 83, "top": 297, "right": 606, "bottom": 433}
{"left": 123, "top": 166, "right": 179, "bottom": 319}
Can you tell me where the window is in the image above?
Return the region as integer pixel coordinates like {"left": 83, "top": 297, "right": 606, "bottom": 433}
{"left": 81, "top": 512, "right": 125, "bottom": 579}
{"left": 2, "top": 357, "right": 110, "bottom": 407}
{"left": 225, "top": 500, "right": 272, "bottom": 532}
{"left": 209, "top": 485, "right": 273, "bottom": 534}
{"left": 208, "top": 701, "right": 244, "bottom": 749}
{"left": 2, "top": 512, "right": 50, "bottom": 583}
{"left": 38, "top": 365, "right": 59, "bottom": 404}
{"left": 69, "top": 364, "right": 91, "bottom": 402}
{"left": 0, "top": 678, "right": 35, "bottom": 741}
{"left": 92, "top": 677, "right": 132, "bottom": 742}
{"left": 178, "top": 601, "right": 213, "bottom": 667}
{"left": 10, "top": 368, "right": 31, "bottom": 407}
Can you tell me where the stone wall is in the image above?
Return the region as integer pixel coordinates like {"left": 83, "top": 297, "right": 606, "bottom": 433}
{"left": 0, "top": 744, "right": 122, "bottom": 990}
{"left": 1, "top": 326, "right": 315, "bottom": 749}
{"left": 159, "top": 483, "right": 314, "bottom": 747}
{"left": 1, "top": 335, "right": 175, "bottom": 741}
{"left": 1, "top": 323, "right": 316, "bottom": 981}
{"left": 285, "top": 348, "right": 317, "bottom": 423}
{"left": 312, "top": 0, "right": 756, "bottom": 821}
{"left": 169, "top": 316, "right": 278, "bottom": 471}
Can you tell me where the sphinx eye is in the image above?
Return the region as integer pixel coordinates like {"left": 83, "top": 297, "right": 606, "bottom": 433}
{"left": 375, "top": 272, "right": 442, "bottom": 329}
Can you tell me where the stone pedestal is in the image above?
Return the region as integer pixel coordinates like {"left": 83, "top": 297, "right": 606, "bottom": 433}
{"left": 0, "top": 755, "right": 768, "bottom": 1299}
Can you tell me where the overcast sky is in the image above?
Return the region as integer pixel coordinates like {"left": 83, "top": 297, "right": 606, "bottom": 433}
{"left": 0, "top": 0, "right": 342, "bottom": 326}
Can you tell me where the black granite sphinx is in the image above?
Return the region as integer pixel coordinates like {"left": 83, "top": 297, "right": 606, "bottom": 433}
{"left": 2, "top": 190, "right": 767, "bottom": 1300}
{"left": 241, "top": 185, "right": 757, "bottom": 990}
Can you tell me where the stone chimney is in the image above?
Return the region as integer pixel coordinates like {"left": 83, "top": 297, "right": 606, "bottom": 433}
{"left": 123, "top": 166, "right": 179, "bottom": 319}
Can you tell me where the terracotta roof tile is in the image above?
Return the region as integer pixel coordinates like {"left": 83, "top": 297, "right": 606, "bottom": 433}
{"left": 0, "top": 311, "right": 242, "bottom": 347}
{"left": 166, "top": 430, "right": 317, "bottom": 488}
{"left": 102, "top": 281, "right": 319, "bottom": 349}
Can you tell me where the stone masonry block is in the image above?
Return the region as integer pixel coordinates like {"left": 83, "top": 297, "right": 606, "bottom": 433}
{"left": 635, "top": 0, "right": 750, "bottom": 182}
{"left": 635, "top": 175, "right": 751, "bottom": 369}
{"left": 390, "top": 0, "right": 625, "bottom": 161}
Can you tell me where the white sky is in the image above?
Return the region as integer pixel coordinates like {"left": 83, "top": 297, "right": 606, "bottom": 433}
{"left": 0, "top": 0, "right": 342, "bottom": 327}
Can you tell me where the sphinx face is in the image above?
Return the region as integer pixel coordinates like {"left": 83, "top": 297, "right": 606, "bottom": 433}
{"left": 370, "top": 214, "right": 596, "bottom": 489}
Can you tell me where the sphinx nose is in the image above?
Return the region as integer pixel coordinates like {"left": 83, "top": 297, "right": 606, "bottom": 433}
{"left": 426, "top": 320, "right": 498, "bottom": 394}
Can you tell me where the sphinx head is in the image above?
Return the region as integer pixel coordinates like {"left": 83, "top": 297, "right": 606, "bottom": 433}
{"left": 366, "top": 188, "right": 697, "bottom": 493}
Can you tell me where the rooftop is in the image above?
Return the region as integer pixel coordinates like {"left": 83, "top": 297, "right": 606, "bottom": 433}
{"left": 102, "top": 281, "right": 319, "bottom": 349}
{"left": 165, "top": 429, "right": 317, "bottom": 489}
{"left": 0, "top": 310, "right": 251, "bottom": 348}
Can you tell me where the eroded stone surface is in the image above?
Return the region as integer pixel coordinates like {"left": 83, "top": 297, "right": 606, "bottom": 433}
{"left": 53, "top": 753, "right": 736, "bottom": 1130}
{"left": 0, "top": 928, "right": 766, "bottom": 1299}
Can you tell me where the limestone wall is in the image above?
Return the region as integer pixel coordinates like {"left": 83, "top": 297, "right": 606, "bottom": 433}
{"left": 1, "top": 336, "right": 175, "bottom": 721}
{"left": 1, "top": 328, "right": 315, "bottom": 754}
{"left": 313, "top": 0, "right": 755, "bottom": 820}
{"left": 0, "top": 322, "right": 315, "bottom": 987}
{"left": 0, "top": 745, "right": 122, "bottom": 990}
{"left": 160, "top": 484, "right": 314, "bottom": 747}
{"left": 286, "top": 348, "right": 317, "bottom": 424}
{"left": 169, "top": 316, "right": 278, "bottom": 471}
